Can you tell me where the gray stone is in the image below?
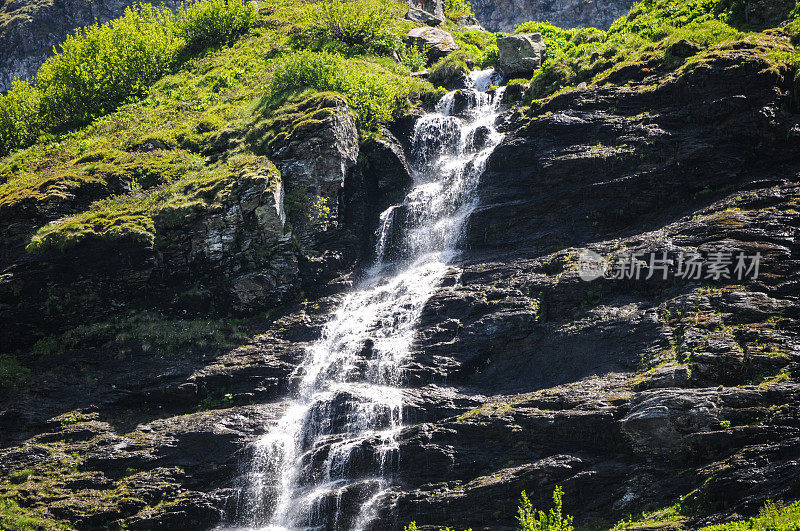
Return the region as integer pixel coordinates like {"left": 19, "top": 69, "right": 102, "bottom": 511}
{"left": 405, "top": 6, "right": 444, "bottom": 26}
{"left": 496, "top": 32, "right": 547, "bottom": 77}
{"left": 405, "top": 26, "right": 459, "bottom": 61}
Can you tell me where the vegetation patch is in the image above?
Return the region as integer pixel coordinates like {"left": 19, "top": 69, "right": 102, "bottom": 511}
{"left": 519, "top": 0, "right": 797, "bottom": 103}
{"left": 30, "top": 310, "right": 251, "bottom": 359}
{"left": 0, "top": 0, "right": 258, "bottom": 156}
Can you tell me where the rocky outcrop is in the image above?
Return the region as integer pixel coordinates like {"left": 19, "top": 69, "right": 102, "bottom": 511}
{"left": 0, "top": 160, "right": 299, "bottom": 350}
{"left": 406, "top": 27, "right": 459, "bottom": 61}
{"left": 2, "top": 27, "right": 800, "bottom": 531}
{"left": 405, "top": 6, "right": 444, "bottom": 26}
{"left": 0, "top": 0, "right": 185, "bottom": 92}
{"left": 496, "top": 32, "right": 547, "bottom": 78}
{"left": 248, "top": 93, "right": 359, "bottom": 246}
{"left": 383, "top": 37, "right": 800, "bottom": 528}
{"left": 472, "top": 0, "right": 634, "bottom": 32}
{"left": 341, "top": 129, "right": 414, "bottom": 258}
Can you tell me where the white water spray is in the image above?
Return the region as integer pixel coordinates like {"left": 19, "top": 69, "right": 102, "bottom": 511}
{"left": 235, "top": 70, "right": 505, "bottom": 531}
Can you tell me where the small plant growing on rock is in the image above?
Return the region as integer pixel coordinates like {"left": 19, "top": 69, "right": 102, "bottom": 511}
{"left": 517, "top": 486, "right": 574, "bottom": 531}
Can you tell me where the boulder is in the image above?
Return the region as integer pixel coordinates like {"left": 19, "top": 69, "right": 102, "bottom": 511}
{"left": 405, "top": 6, "right": 444, "bottom": 25}
{"left": 405, "top": 27, "right": 459, "bottom": 61}
{"left": 459, "top": 13, "right": 485, "bottom": 30}
{"left": 496, "top": 32, "right": 546, "bottom": 77}
{"left": 412, "top": 0, "right": 446, "bottom": 20}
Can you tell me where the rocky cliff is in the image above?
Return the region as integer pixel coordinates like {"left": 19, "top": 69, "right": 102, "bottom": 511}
{"left": 1, "top": 0, "right": 800, "bottom": 529}
{"left": 472, "top": 0, "right": 633, "bottom": 32}
{"left": 0, "top": 0, "right": 184, "bottom": 92}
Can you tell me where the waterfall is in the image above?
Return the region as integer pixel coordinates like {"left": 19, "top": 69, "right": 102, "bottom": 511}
{"left": 233, "top": 70, "right": 505, "bottom": 531}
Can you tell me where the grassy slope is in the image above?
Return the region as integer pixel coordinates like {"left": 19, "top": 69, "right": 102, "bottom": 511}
{"left": 0, "top": 0, "right": 462, "bottom": 255}
{"left": 515, "top": 0, "right": 799, "bottom": 102}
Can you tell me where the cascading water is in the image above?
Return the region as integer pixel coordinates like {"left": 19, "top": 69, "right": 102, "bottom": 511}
{"left": 234, "top": 69, "right": 505, "bottom": 531}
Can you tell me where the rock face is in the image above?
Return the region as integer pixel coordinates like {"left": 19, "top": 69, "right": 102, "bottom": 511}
{"left": 385, "top": 37, "right": 800, "bottom": 528}
{"left": 2, "top": 27, "right": 800, "bottom": 531}
{"left": 496, "top": 32, "right": 547, "bottom": 78}
{"left": 256, "top": 94, "right": 359, "bottom": 243}
{"left": 0, "top": 0, "right": 185, "bottom": 92}
{"left": 405, "top": 26, "right": 459, "bottom": 61}
{"left": 405, "top": 6, "right": 444, "bottom": 26}
{"left": 472, "top": 0, "right": 634, "bottom": 32}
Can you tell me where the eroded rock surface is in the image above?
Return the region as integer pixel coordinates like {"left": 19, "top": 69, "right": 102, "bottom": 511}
{"left": 2, "top": 30, "right": 800, "bottom": 531}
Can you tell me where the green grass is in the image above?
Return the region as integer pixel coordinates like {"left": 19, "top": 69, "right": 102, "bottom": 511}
{"left": 269, "top": 50, "right": 428, "bottom": 129}
{"left": 700, "top": 500, "right": 800, "bottom": 531}
{"left": 0, "top": 0, "right": 259, "bottom": 156}
{"left": 519, "top": 0, "right": 798, "bottom": 102}
{"left": 613, "top": 502, "right": 686, "bottom": 529}
{"left": 0, "top": 497, "right": 65, "bottom": 530}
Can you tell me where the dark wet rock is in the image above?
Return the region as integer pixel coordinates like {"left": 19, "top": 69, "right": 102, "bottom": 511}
{"left": 342, "top": 130, "right": 413, "bottom": 258}
{"left": 667, "top": 38, "right": 703, "bottom": 58}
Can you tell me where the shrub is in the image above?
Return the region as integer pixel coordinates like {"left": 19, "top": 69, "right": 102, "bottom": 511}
{"left": 428, "top": 51, "right": 471, "bottom": 87}
{"left": 0, "top": 0, "right": 258, "bottom": 157}
{"left": 270, "top": 51, "right": 424, "bottom": 129}
{"left": 517, "top": 486, "right": 574, "bottom": 531}
{"left": 37, "top": 4, "right": 181, "bottom": 132}
{"left": 397, "top": 44, "right": 428, "bottom": 72}
{"left": 304, "top": 0, "right": 403, "bottom": 54}
{"left": 178, "top": 0, "right": 258, "bottom": 52}
{"left": 0, "top": 79, "right": 41, "bottom": 156}
{"left": 444, "top": 0, "right": 473, "bottom": 20}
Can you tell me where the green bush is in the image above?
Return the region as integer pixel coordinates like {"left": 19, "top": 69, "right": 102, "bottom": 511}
{"left": 444, "top": 0, "right": 473, "bottom": 20}
{"left": 397, "top": 44, "right": 428, "bottom": 72}
{"left": 0, "top": 0, "right": 258, "bottom": 157}
{"left": 0, "top": 79, "right": 41, "bottom": 156}
{"left": 428, "top": 51, "right": 471, "bottom": 87}
{"left": 304, "top": 0, "right": 403, "bottom": 54}
{"left": 178, "top": 0, "right": 258, "bottom": 52}
{"left": 37, "top": 4, "right": 181, "bottom": 132}
{"left": 517, "top": 486, "right": 574, "bottom": 531}
{"left": 270, "top": 51, "right": 424, "bottom": 129}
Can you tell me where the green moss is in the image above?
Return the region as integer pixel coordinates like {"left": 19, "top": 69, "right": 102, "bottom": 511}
{"left": 0, "top": 354, "right": 31, "bottom": 399}
{"left": 0, "top": 497, "right": 65, "bottom": 530}
{"left": 429, "top": 51, "right": 472, "bottom": 87}
{"left": 521, "top": 0, "right": 796, "bottom": 103}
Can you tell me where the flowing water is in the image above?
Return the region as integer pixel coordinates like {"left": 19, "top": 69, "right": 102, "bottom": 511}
{"left": 234, "top": 69, "right": 505, "bottom": 531}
